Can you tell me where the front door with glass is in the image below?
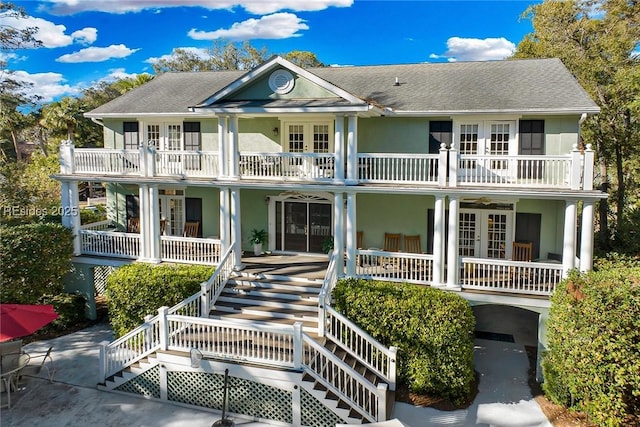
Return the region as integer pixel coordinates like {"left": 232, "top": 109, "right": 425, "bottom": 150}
{"left": 275, "top": 199, "right": 332, "bottom": 253}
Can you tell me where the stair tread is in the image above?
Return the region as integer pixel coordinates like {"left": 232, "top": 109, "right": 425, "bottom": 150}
{"left": 224, "top": 285, "right": 319, "bottom": 298}
{"left": 217, "top": 295, "right": 319, "bottom": 306}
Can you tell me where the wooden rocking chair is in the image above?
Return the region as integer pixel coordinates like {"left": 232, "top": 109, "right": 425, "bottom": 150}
{"left": 183, "top": 221, "right": 200, "bottom": 238}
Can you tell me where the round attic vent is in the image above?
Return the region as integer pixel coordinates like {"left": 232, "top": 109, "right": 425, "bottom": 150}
{"left": 269, "top": 69, "right": 294, "bottom": 94}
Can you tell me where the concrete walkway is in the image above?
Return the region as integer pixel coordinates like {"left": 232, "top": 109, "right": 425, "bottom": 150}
{"left": 0, "top": 323, "right": 551, "bottom": 426}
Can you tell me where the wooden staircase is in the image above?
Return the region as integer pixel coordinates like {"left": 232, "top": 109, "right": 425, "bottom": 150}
{"left": 209, "top": 272, "right": 323, "bottom": 334}
{"left": 101, "top": 271, "right": 393, "bottom": 424}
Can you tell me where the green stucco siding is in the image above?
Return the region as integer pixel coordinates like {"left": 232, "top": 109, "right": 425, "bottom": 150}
{"left": 358, "top": 117, "right": 431, "bottom": 153}
{"left": 356, "top": 193, "right": 434, "bottom": 250}
{"left": 241, "top": 189, "right": 271, "bottom": 252}
{"left": 185, "top": 187, "right": 220, "bottom": 237}
{"left": 238, "top": 117, "right": 282, "bottom": 151}
{"left": 103, "top": 119, "right": 120, "bottom": 149}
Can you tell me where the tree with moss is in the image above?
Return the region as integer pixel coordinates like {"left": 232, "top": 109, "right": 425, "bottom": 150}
{"left": 512, "top": 0, "right": 640, "bottom": 252}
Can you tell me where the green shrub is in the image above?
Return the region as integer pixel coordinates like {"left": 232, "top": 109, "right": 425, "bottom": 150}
{"left": 106, "top": 263, "right": 214, "bottom": 337}
{"left": 39, "top": 292, "right": 87, "bottom": 330}
{"left": 0, "top": 223, "right": 73, "bottom": 303}
{"left": 542, "top": 266, "right": 640, "bottom": 426}
{"left": 80, "top": 206, "right": 107, "bottom": 225}
{"left": 332, "top": 278, "right": 475, "bottom": 403}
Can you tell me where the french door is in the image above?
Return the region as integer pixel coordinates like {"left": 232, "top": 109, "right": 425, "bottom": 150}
{"left": 457, "top": 121, "right": 516, "bottom": 180}
{"left": 459, "top": 209, "right": 513, "bottom": 259}
{"left": 158, "top": 189, "right": 184, "bottom": 236}
{"left": 283, "top": 122, "right": 333, "bottom": 177}
{"left": 276, "top": 201, "right": 332, "bottom": 253}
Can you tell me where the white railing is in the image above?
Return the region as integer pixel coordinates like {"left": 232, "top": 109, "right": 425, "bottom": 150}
{"left": 81, "top": 220, "right": 114, "bottom": 231}
{"left": 163, "top": 315, "right": 299, "bottom": 368}
{"left": 457, "top": 155, "right": 573, "bottom": 188}
{"left": 100, "top": 249, "right": 233, "bottom": 381}
{"left": 155, "top": 151, "right": 219, "bottom": 178}
{"left": 161, "top": 236, "right": 220, "bottom": 265}
{"left": 325, "top": 306, "right": 397, "bottom": 391}
{"left": 317, "top": 249, "right": 339, "bottom": 337}
{"left": 200, "top": 244, "right": 235, "bottom": 315}
{"left": 358, "top": 153, "right": 440, "bottom": 184}
{"left": 80, "top": 230, "right": 140, "bottom": 259}
{"left": 74, "top": 149, "right": 140, "bottom": 175}
{"left": 302, "top": 334, "right": 385, "bottom": 423}
{"left": 460, "top": 257, "right": 563, "bottom": 295}
{"left": 239, "top": 152, "right": 335, "bottom": 180}
{"left": 357, "top": 249, "right": 434, "bottom": 284}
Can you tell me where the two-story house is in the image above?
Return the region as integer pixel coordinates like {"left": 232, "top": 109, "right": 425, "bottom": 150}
{"left": 56, "top": 56, "right": 604, "bottom": 425}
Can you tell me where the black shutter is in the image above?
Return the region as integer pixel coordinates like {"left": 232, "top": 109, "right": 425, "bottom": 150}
{"left": 183, "top": 122, "right": 201, "bottom": 151}
{"left": 515, "top": 212, "right": 541, "bottom": 259}
{"left": 123, "top": 122, "right": 139, "bottom": 150}
{"left": 125, "top": 194, "right": 139, "bottom": 220}
{"left": 185, "top": 197, "right": 203, "bottom": 237}
{"left": 429, "top": 121, "right": 452, "bottom": 154}
{"left": 519, "top": 120, "right": 544, "bottom": 155}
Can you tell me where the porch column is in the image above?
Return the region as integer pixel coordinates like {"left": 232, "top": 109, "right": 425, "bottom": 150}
{"left": 446, "top": 196, "right": 459, "bottom": 288}
{"left": 218, "top": 116, "right": 228, "bottom": 178}
{"left": 148, "top": 185, "right": 161, "bottom": 263}
{"left": 562, "top": 200, "right": 577, "bottom": 276}
{"left": 228, "top": 115, "right": 239, "bottom": 179}
{"left": 579, "top": 201, "right": 595, "bottom": 272}
{"left": 346, "top": 115, "right": 358, "bottom": 184}
{"left": 219, "top": 187, "right": 230, "bottom": 255}
{"left": 334, "top": 115, "right": 345, "bottom": 181}
{"left": 230, "top": 188, "right": 243, "bottom": 270}
{"left": 138, "top": 184, "right": 149, "bottom": 261}
{"left": 334, "top": 192, "right": 345, "bottom": 277}
{"left": 432, "top": 195, "right": 446, "bottom": 286}
{"left": 69, "top": 181, "right": 81, "bottom": 255}
{"left": 60, "top": 181, "right": 71, "bottom": 228}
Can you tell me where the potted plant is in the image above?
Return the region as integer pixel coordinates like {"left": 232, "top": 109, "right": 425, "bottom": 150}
{"left": 321, "top": 236, "right": 334, "bottom": 258}
{"left": 249, "top": 229, "right": 268, "bottom": 256}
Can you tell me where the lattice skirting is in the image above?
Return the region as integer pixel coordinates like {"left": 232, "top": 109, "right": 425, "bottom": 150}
{"left": 115, "top": 366, "right": 161, "bottom": 398}
{"left": 93, "top": 265, "right": 116, "bottom": 296}
{"left": 113, "top": 369, "right": 346, "bottom": 426}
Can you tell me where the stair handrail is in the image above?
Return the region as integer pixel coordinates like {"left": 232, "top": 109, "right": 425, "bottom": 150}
{"left": 100, "top": 243, "right": 236, "bottom": 382}
{"left": 301, "top": 332, "right": 386, "bottom": 423}
{"left": 325, "top": 306, "right": 397, "bottom": 391}
{"left": 200, "top": 243, "right": 235, "bottom": 315}
{"left": 317, "top": 248, "right": 338, "bottom": 337}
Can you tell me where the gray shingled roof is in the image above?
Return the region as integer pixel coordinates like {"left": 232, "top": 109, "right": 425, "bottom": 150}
{"left": 86, "top": 58, "right": 599, "bottom": 117}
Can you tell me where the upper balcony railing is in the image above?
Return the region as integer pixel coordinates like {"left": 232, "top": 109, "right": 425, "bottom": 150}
{"left": 60, "top": 141, "right": 594, "bottom": 191}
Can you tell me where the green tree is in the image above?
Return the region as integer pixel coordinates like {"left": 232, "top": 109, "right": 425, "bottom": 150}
{"left": 1, "top": 2, "right": 42, "bottom": 160}
{"left": 283, "top": 50, "right": 325, "bottom": 68}
{"left": 40, "top": 96, "right": 86, "bottom": 142}
{"left": 513, "top": 0, "right": 640, "bottom": 251}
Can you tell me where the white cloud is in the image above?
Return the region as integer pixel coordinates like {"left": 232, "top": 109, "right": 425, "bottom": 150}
{"left": 71, "top": 27, "right": 98, "bottom": 45}
{"left": 0, "top": 12, "right": 98, "bottom": 48}
{"left": 56, "top": 44, "right": 140, "bottom": 63}
{"left": 433, "top": 37, "right": 516, "bottom": 62}
{"left": 10, "top": 70, "right": 80, "bottom": 103}
{"left": 189, "top": 12, "right": 308, "bottom": 41}
{"left": 145, "top": 47, "right": 210, "bottom": 64}
{"left": 102, "top": 68, "right": 139, "bottom": 81}
{"left": 41, "top": 0, "right": 352, "bottom": 15}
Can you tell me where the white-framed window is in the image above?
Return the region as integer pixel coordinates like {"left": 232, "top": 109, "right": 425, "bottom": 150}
{"left": 159, "top": 188, "right": 185, "bottom": 236}
{"left": 282, "top": 121, "right": 334, "bottom": 153}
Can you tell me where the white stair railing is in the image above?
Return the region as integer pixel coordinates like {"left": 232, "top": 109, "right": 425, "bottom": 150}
{"left": 325, "top": 306, "right": 397, "bottom": 391}
{"left": 100, "top": 244, "right": 235, "bottom": 381}
{"left": 302, "top": 333, "right": 386, "bottom": 423}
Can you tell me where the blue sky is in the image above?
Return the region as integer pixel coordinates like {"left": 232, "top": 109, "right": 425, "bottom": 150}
{"left": 3, "top": 1, "right": 538, "bottom": 104}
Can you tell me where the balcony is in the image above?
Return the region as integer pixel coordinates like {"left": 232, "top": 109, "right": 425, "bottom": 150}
{"left": 80, "top": 221, "right": 221, "bottom": 265}
{"left": 60, "top": 143, "right": 594, "bottom": 191}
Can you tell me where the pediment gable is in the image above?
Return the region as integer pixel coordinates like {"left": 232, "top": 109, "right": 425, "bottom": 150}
{"left": 194, "top": 56, "right": 367, "bottom": 110}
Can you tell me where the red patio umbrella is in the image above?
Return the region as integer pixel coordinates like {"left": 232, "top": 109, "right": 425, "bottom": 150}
{"left": 0, "top": 304, "right": 59, "bottom": 342}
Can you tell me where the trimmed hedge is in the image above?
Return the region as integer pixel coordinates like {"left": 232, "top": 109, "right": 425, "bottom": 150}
{"left": 0, "top": 223, "right": 73, "bottom": 303}
{"left": 542, "top": 264, "right": 640, "bottom": 426}
{"left": 106, "top": 263, "right": 214, "bottom": 337}
{"left": 332, "top": 278, "right": 475, "bottom": 403}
